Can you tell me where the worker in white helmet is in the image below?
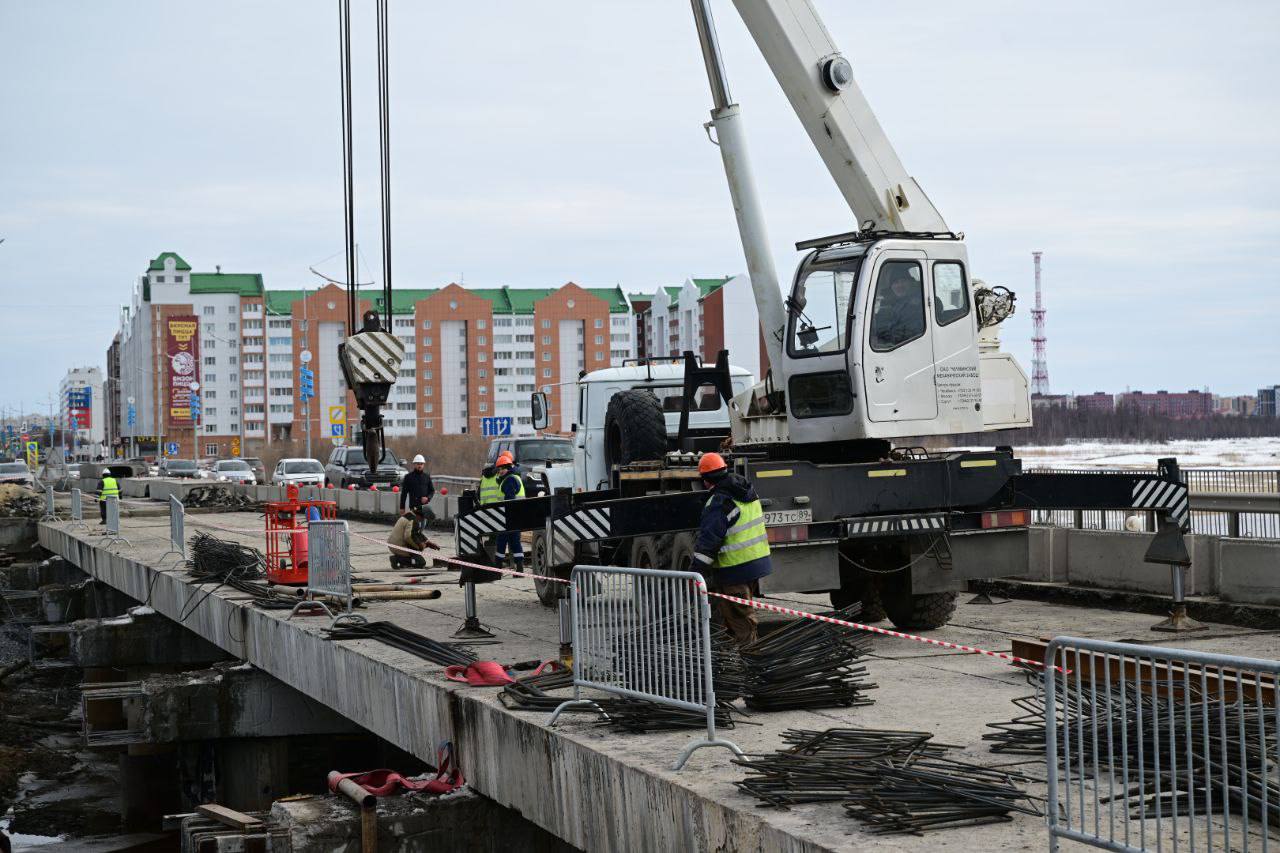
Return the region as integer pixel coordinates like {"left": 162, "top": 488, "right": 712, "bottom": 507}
{"left": 399, "top": 453, "right": 435, "bottom": 518}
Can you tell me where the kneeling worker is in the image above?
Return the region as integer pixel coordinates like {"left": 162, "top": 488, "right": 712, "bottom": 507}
{"left": 387, "top": 504, "right": 436, "bottom": 569}
{"left": 692, "top": 452, "right": 772, "bottom": 646}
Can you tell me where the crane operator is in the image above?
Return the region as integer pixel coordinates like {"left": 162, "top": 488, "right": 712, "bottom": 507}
{"left": 692, "top": 452, "right": 773, "bottom": 646}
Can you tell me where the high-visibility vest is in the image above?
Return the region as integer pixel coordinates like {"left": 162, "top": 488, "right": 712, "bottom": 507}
{"left": 708, "top": 495, "right": 769, "bottom": 568}
{"left": 478, "top": 473, "right": 502, "bottom": 505}
{"left": 100, "top": 476, "right": 120, "bottom": 501}
{"left": 498, "top": 471, "right": 525, "bottom": 500}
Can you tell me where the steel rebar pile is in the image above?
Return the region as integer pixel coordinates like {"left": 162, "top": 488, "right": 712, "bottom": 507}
{"left": 738, "top": 604, "right": 875, "bottom": 711}
{"left": 183, "top": 532, "right": 296, "bottom": 610}
{"left": 987, "top": 671, "right": 1280, "bottom": 828}
{"left": 499, "top": 667, "right": 577, "bottom": 712}
{"left": 595, "top": 696, "right": 739, "bottom": 733}
{"left": 736, "top": 727, "right": 1040, "bottom": 835}
{"left": 325, "top": 620, "right": 477, "bottom": 667}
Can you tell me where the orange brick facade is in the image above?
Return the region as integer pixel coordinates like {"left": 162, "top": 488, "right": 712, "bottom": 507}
{"left": 415, "top": 284, "right": 494, "bottom": 435}
{"left": 533, "top": 284, "right": 611, "bottom": 432}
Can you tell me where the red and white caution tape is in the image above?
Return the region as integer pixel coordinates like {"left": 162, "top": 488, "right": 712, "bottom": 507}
{"left": 704, "top": 589, "right": 1062, "bottom": 672}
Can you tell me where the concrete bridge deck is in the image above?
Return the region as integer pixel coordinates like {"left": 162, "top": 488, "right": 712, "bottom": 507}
{"left": 37, "top": 511, "right": 1280, "bottom": 852}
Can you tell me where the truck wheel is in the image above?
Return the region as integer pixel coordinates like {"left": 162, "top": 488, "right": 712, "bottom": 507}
{"left": 631, "top": 534, "right": 673, "bottom": 571}
{"left": 829, "top": 582, "right": 886, "bottom": 622}
{"left": 530, "top": 532, "right": 565, "bottom": 607}
{"left": 669, "top": 532, "right": 698, "bottom": 574}
{"left": 880, "top": 579, "right": 958, "bottom": 631}
{"left": 604, "top": 389, "right": 667, "bottom": 468}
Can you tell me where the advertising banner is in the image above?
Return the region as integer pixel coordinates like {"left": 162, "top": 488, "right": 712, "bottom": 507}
{"left": 165, "top": 315, "right": 200, "bottom": 425}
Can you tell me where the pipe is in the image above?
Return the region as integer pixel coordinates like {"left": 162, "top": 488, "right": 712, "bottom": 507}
{"left": 356, "top": 589, "right": 442, "bottom": 601}
{"left": 327, "top": 771, "right": 377, "bottom": 853}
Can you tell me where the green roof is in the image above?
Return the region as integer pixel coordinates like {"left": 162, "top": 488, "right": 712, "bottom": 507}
{"left": 189, "top": 272, "right": 264, "bottom": 297}
{"left": 665, "top": 286, "right": 682, "bottom": 301}
{"left": 372, "top": 288, "right": 439, "bottom": 315}
{"left": 692, "top": 276, "right": 732, "bottom": 297}
{"left": 259, "top": 284, "right": 632, "bottom": 317}
{"left": 264, "top": 289, "right": 307, "bottom": 316}
{"left": 584, "top": 286, "right": 629, "bottom": 313}
{"left": 147, "top": 252, "right": 191, "bottom": 272}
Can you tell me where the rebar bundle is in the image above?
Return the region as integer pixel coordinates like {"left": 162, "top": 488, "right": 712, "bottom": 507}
{"left": 738, "top": 604, "right": 876, "bottom": 711}
{"left": 987, "top": 672, "right": 1280, "bottom": 828}
{"left": 737, "top": 727, "right": 1041, "bottom": 835}
{"left": 500, "top": 667, "right": 577, "bottom": 712}
{"left": 325, "top": 620, "right": 477, "bottom": 668}
{"left": 182, "top": 532, "right": 295, "bottom": 611}
{"left": 595, "top": 697, "right": 739, "bottom": 733}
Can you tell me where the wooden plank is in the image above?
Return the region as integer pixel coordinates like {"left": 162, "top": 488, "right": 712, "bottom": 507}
{"left": 1012, "top": 638, "right": 1276, "bottom": 707}
{"left": 196, "top": 803, "right": 262, "bottom": 830}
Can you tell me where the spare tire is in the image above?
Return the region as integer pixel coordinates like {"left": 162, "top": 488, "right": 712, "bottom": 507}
{"left": 604, "top": 389, "right": 667, "bottom": 468}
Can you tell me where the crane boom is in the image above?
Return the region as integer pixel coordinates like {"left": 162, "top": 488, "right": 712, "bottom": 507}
{"left": 730, "top": 0, "right": 949, "bottom": 233}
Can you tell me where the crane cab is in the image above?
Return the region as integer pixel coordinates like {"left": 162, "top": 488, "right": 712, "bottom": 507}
{"left": 767, "top": 233, "right": 1027, "bottom": 448}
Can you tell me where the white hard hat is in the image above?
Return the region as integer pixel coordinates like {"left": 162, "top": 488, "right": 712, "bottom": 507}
{"left": 412, "top": 454, "right": 426, "bottom": 464}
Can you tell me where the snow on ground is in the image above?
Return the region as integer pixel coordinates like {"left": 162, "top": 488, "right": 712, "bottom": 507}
{"left": 952, "top": 437, "right": 1280, "bottom": 470}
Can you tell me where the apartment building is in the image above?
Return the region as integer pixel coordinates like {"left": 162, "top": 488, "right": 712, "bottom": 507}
{"left": 109, "top": 253, "right": 639, "bottom": 457}
{"left": 634, "top": 274, "right": 768, "bottom": 378}
{"left": 1116, "top": 389, "right": 1215, "bottom": 419}
{"left": 58, "top": 366, "right": 104, "bottom": 460}
{"left": 1074, "top": 392, "right": 1115, "bottom": 412}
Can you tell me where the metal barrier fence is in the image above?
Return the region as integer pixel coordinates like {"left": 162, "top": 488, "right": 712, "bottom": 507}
{"left": 1033, "top": 499, "right": 1280, "bottom": 541}
{"left": 1032, "top": 467, "right": 1280, "bottom": 495}
{"left": 291, "top": 520, "right": 354, "bottom": 624}
{"left": 99, "top": 496, "right": 130, "bottom": 546}
{"left": 1044, "top": 635, "right": 1279, "bottom": 852}
{"left": 69, "top": 488, "right": 86, "bottom": 530}
{"left": 547, "top": 565, "right": 743, "bottom": 770}
{"left": 159, "top": 495, "right": 185, "bottom": 563}
{"left": 41, "top": 484, "right": 58, "bottom": 522}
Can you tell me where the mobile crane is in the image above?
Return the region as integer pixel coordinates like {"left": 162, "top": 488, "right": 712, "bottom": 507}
{"left": 452, "top": 0, "right": 1192, "bottom": 627}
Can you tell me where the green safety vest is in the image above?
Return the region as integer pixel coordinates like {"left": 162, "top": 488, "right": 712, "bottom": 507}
{"left": 709, "top": 495, "right": 769, "bottom": 568}
{"left": 499, "top": 471, "right": 525, "bottom": 500}
{"left": 100, "top": 476, "right": 120, "bottom": 501}
{"left": 478, "top": 473, "right": 502, "bottom": 505}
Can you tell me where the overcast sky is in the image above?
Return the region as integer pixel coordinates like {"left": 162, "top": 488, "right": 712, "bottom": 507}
{"left": 2, "top": 0, "right": 1277, "bottom": 413}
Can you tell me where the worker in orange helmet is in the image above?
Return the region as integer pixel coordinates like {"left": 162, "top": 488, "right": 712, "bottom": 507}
{"left": 477, "top": 450, "right": 525, "bottom": 576}
{"left": 693, "top": 452, "right": 772, "bottom": 646}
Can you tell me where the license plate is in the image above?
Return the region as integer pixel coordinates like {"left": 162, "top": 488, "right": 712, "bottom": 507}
{"left": 764, "top": 508, "right": 812, "bottom": 525}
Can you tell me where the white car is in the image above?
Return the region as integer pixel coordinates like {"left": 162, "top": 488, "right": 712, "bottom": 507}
{"left": 272, "top": 458, "right": 326, "bottom": 488}
{"left": 0, "top": 461, "right": 35, "bottom": 488}
{"left": 210, "top": 459, "right": 257, "bottom": 484}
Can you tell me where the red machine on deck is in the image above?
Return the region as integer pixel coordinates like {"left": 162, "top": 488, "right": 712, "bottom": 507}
{"left": 265, "top": 484, "right": 337, "bottom": 585}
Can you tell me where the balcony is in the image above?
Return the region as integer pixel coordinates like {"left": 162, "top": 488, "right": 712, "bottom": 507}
{"left": 244, "top": 394, "right": 265, "bottom": 405}
{"left": 242, "top": 308, "right": 263, "bottom": 320}
{"left": 241, "top": 344, "right": 264, "bottom": 355}
{"left": 243, "top": 377, "right": 265, "bottom": 389}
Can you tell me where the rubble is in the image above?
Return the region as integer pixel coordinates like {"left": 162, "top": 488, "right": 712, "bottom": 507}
{"left": 183, "top": 485, "right": 260, "bottom": 511}
{"left": 0, "top": 485, "right": 42, "bottom": 519}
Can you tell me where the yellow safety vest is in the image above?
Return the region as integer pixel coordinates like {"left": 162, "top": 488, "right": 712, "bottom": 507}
{"left": 499, "top": 471, "right": 525, "bottom": 500}
{"left": 479, "top": 473, "right": 502, "bottom": 505}
{"left": 709, "top": 496, "right": 769, "bottom": 568}
{"left": 100, "top": 475, "right": 120, "bottom": 501}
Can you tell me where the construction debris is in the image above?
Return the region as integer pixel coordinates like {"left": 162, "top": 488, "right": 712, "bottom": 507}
{"left": 739, "top": 604, "right": 875, "bottom": 711}
{"left": 183, "top": 485, "right": 259, "bottom": 510}
{"left": 184, "top": 532, "right": 295, "bottom": 610}
{"left": 736, "top": 727, "right": 1041, "bottom": 835}
{"left": 0, "top": 484, "right": 42, "bottom": 518}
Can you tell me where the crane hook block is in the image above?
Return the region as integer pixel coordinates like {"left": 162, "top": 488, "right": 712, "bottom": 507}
{"left": 338, "top": 325, "right": 405, "bottom": 474}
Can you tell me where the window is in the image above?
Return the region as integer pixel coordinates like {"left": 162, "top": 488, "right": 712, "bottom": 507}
{"left": 542, "top": 335, "right": 551, "bottom": 346}
{"left": 204, "top": 339, "right": 215, "bottom": 350}
{"left": 423, "top": 369, "right": 433, "bottom": 380}
{"left": 517, "top": 383, "right": 534, "bottom": 392}
{"left": 478, "top": 352, "right": 487, "bottom": 362}
{"left": 204, "top": 356, "right": 216, "bottom": 366}
{"left": 478, "top": 369, "right": 487, "bottom": 378}
{"left": 229, "top": 390, "right": 238, "bottom": 399}
{"left": 479, "top": 386, "right": 488, "bottom": 395}
{"left": 201, "top": 305, "right": 216, "bottom": 317}
{"left": 205, "top": 443, "right": 218, "bottom": 455}
{"left": 424, "top": 387, "right": 433, "bottom": 397}
{"left": 205, "top": 391, "right": 217, "bottom": 400}
{"left": 595, "top": 318, "right": 604, "bottom": 329}
{"left": 479, "top": 402, "right": 488, "bottom": 413}
{"left": 398, "top": 368, "right": 416, "bottom": 378}
{"left": 155, "top": 275, "right": 165, "bottom": 283}
{"left": 477, "top": 319, "right": 486, "bottom": 329}
{"left": 229, "top": 407, "right": 237, "bottom": 416}
{"left": 424, "top": 419, "right": 434, "bottom": 430}
{"left": 541, "top": 351, "right": 551, "bottom": 362}
{"left": 268, "top": 353, "right": 290, "bottom": 363}
{"left": 594, "top": 335, "right": 603, "bottom": 345}
{"left": 516, "top": 316, "right": 533, "bottom": 327}
{"left": 869, "top": 261, "right": 926, "bottom": 352}
{"left": 423, "top": 403, "right": 434, "bottom": 413}
{"left": 422, "top": 320, "right": 432, "bottom": 330}
{"left": 595, "top": 352, "right": 604, "bottom": 362}
{"left": 227, "top": 305, "right": 236, "bottom": 314}
{"left": 516, "top": 334, "right": 534, "bottom": 343}
{"left": 477, "top": 336, "right": 487, "bottom": 345}
{"left": 206, "top": 407, "right": 218, "bottom": 417}
{"left": 205, "top": 425, "right": 216, "bottom": 434}
{"left": 495, "top": 317, "right": 512, "bottom": 327}
{"left": 423, "top": 352, "right": 433, "bottom": 363}
{"left": 494, "top": 334, "right": 512, "bottom": 344}
{"left": 423, "top": 337, "right": 433, "bottom": 346}
{"left": 789, "top": 262, "right": 860, "bottom": 357}
{"left": 542, "top": 367, "right": 552, "bottom": 378}
{"left": 268, "top": 336, "right": 290, "bottom": 346}
{"left": 228, "top": 322, "right": 237, "bottom": 331}
{"left": 932, "top": 262, "right": 970, "bottom": 326}
{"left": 228, "top": 356, "right": 237, "bottom": 365}
{"left": 205, "top": 374, "right": 217, "bottom": 383}
{"left": 268, "top": 370, "right": 289, "bottom": 380}
{"left": 541, "top": 319, "right": 550, "bottom": 329}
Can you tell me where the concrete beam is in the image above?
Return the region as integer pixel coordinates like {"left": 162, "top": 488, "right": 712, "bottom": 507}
{"left": 1, "top": 556, "right": 86, "bottom": 591}
{"left": 84, "top": 663, "right": 363, "bottom": 744}
{"left": 32, "top": 607, "right": 233, "bottom": 667}
{"left": 39, "top": 579, "right": 137, "bottom": 623}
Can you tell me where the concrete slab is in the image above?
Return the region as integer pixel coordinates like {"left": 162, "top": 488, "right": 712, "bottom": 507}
{"left": 38, "top": 512, "right": 1280, "bottom": 853}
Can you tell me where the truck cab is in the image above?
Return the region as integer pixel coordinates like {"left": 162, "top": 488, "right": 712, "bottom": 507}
{"left": 531, "top": 361, "right": 756, "bottom": 492}
{"left": 485, "top": 436, "right": 576, "bottom": 494}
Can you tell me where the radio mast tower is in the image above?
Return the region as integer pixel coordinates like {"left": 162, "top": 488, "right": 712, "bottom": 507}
{"left": 1030, "top": 251, "right": 1049, "bottom": 396}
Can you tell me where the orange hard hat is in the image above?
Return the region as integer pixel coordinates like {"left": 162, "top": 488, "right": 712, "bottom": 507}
{"left": 698, "top": 452, "right": 727, "bottom": 477}
{"left": 496, "top": 452, "right": 514, "bottom": 466}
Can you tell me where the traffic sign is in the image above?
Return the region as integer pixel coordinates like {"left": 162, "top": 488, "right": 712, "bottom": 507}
{"left": 230, "top": 437, "right": 241, "bottom": 456}
{"left": 24, "top": 441, "right": 38, "bottom": 467}
{"left": 166, "top": 442, "right": 179, "bottom": 456}
{"left": 331, "top": 424, "right": 344, "bottom": 437}
{"left": 481, "top": 416, "right": 513, "bottom": 437}
{"left": 328, "top": 405, "right": 345, "bottom": 425}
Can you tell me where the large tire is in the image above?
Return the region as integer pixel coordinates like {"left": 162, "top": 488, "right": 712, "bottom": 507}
{"left": 669, "top": 532, "right": 699, "bottom": 574}
{"left": 604, "top": 389, "right": 667, "bottom": 469}
{"left": 529, "top": 532, "right": 566, "bottom": 607}
{"left": 829, "top": 581, "right": 886, "bottom": 622}
{"left": 880, "top": 574, "right": 957, "bottom": 630}
{"left": 631, "top": 534, "right": 674, "bottom": 571}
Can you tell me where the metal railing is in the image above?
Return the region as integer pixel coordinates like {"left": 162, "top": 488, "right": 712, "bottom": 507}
{"left": 1044, "top": 635, "right": 1279, "bottom": 852}
{"left": 290, "top": 519, "right": 355, "bottom": 624}
{"left": 547, "top": 565, "right": 743, "bottom": 770}
{"left": 99, "top": 496, "right": 130, "bottom": 547}
{"left": 159, "top": 495, "right": 185, "bottom": 563}
{"left": 1032, "top": 467, "right": 1280, "bottom": 495}
{"left": 69, "top": 488, "right": 87, "bottom": 531}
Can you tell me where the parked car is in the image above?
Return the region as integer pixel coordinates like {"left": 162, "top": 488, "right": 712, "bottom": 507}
{"left": 272, "top": 458, "right": 327, "bottom": 488}
{"left": 486, "top": 436, "right": 575, "bottom": 494}
{"left": 324, "top": 446, "right": 406, "bottom": 490}
{"left": 65, "top": 464, "right": 81, "bottom": 479}
{"left": 242, "top": 457, "right": 267, "bottom": 485}
{"left": 0, "top": 461, "right": 35, "bottom": 488}
{"left": 210, "top": 459, "right": 256, "bottom": 484}
{"left": 158, "top": 459, "right": 200, "bottom": 479}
